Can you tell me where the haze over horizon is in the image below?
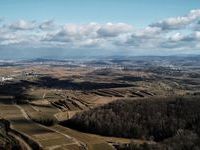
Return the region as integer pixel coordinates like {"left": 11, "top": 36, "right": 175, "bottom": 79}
{"left": 0, "top": 0, "right": 200, "bottom": 59}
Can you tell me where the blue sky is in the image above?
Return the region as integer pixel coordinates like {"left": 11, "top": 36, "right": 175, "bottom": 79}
{"left": 0, "top": 0, "right": 200, "bottom": 59}
{"left": 1, "top": 0, "right": 199, "bottom": 25}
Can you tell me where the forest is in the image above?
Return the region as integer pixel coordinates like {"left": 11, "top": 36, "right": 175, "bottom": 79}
{"left": 64, "top": 96, "right": 200, "bottom": 149}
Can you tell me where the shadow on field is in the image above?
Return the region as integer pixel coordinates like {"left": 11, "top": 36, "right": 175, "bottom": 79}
{"left": 0, "top": 75, "right": 133, "bottom": 104}
{"left": 116, "top": 76, "right": 145, "bottom": 82}
{"left": 34, "top": 76, "right": 133, "bottom": 90}
{"left": 0, "top": 80, "right": 32, "bottom": 104}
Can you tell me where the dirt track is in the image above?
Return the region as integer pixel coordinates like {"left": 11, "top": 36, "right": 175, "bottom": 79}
{"left": 0, "top": 103, "right": 84, "bottom": 150}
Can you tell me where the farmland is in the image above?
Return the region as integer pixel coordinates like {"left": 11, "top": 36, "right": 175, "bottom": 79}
{"left": 0, "top": 56, "right": 200, "bottom": 149}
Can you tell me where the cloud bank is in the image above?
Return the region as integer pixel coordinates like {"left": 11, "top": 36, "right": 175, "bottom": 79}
{"left": 0, "top": 9, "right": 200, "bottom": 56}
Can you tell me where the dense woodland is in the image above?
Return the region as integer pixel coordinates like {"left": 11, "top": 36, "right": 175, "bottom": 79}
{"left": 117, "top": 130, "right": 200, "bottom": 150}
{"left": 64, "top": 96, "right": 200, "bottom": 149}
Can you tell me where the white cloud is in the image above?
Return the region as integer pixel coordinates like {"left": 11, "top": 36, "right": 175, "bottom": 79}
{"left": 1, "top": 10, "right": 200, "bottom": 54}
{"left": 8, "top": 20, "right": 37, "bottom": 30}
{"left": 43, "top": 23, "right": 133, "bottom": 47}
{"left": 169, "top": 33, "right": 184, "bottom": 41}
{"left": 151, "top": 9, "right": 200, "bottom": 30}
{"left": 97, "top": 23, "right": 133, "bottom": 37}
{"left": 193, "top": 20, "right": 200, "bottom": 31}
{"left": 39, "top": 20, "right": 57, "bottom": 30}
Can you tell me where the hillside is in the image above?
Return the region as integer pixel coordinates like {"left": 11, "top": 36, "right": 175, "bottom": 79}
{"left": 0, "top": 119, "right": 23, "bottom": 150}
{"left": 64, "top": 96, "right": 200, "bottom": 149}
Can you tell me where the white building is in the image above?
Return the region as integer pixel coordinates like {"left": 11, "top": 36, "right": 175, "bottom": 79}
{"left": 0, "top": 77, "right": 13, "bottom": 82}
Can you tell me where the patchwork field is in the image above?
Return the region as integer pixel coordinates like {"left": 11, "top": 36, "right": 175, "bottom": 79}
{"left": 0, "top": 56, "right": 200, "bottom": 149}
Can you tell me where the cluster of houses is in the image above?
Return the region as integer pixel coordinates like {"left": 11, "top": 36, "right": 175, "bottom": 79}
{"left": 0, "top": 76, "right": 13, "bottom": 82}
{"left": 0, "top": 71, "right": 40, "bottom": 84}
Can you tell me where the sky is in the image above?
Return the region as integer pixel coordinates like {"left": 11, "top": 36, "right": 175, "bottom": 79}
{"left": 0, "top": 0, "right": 200, "bottom": 59}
